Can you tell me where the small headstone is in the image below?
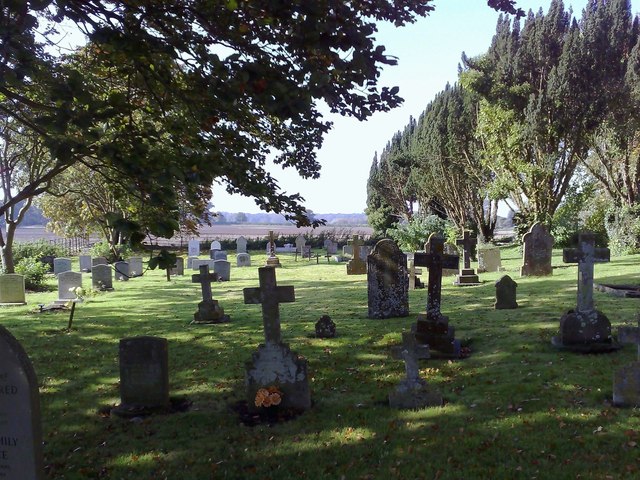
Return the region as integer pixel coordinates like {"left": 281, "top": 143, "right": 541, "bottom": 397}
{"left": 91, "top": 264, "right": 113, "bottom": 291}
{"left": 39, "top": 255, "right": 54, "bottom": 273}
{"left": 346, "top": 235, "right": 367, "bottom": 275}
{"left": 112, "top": 336, "right": 170, "bottom": 417}
{"left": 192, "top": 259, "right": 216, "bottom": 271}
{"left": 170, "top": 257, "right": 184, "bottom": 276}
{"left": 79, "top": 255, "right": 92, "bottom": 273}
{"left": 57, "top": 271, "right": 82, "bottom": 303}
{"left": 367, "top": 239, "right": 409, "bottom": 319}
{"left": 265, "top": 231, "right": 281, "bottom": 268}
{"left": 243, "top": 267, "right": 310, "bottom": 412}
{"left": 114, "top": 261, "right": 130, "bottom": 281}
{"left": 0, "top": 274, "right": 26, "bottom": 305}
{"left": 191, "top": 265, "right": 229, "bottom": 323}
{"left": 0, "top": 326, "right": 45, "bottom": 479}
{"left": 236, "top": 253, "right": 252, "bottom": 267}
{"left": 477, "top": 245, "right": 502, "bottom": 273}
{"left": 389, "top": 332, "right": 441, "bottom": 409}
{"left": 315, "top": 315, "right": 336, "bottom": 338}
{"left": 186, "top": 256, "right": 198, "bottom": 269}
{"left": 613, "top": 317, "right": 640, "bottom": 407}
{"left": 53, "top": 257, "right": 72, "bottom": 275}
{"left": 324, "top": 239, "right": 338, "bottom": 255}
{"left": 210, "top": 240, "right": 222, "bottom": 251}
{"left": 92, "top": 257, "right": 108, "bottom": 268}
{"left": 236, "top": 236, "right": 248, "bottom": 254}
{"left": 127, "top": 257, "right": 143, "bottom": 277}
{"left": 295, "top": 234, "right": 306, "bottom": 254}
{"left": 213, "top": 250, "right": 228, "bottom": 261}
{"left": 494, "top": 275, "right": 518, "bottom": 309}
{"left": 213, "top": 259, "right": 231, "bottom": 281}
{"left": 520, "top": 222, "right": 554, "bottom": 276}
{"left": 454, "top": 231, "right": 480, "bottom": 286}
{"left": 188, "top": 239, "right": 200, "bottom": 258}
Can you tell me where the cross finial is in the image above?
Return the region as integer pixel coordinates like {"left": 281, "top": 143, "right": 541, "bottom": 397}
{"left": 391, "top": 332, "right": 430, "bottom": 382}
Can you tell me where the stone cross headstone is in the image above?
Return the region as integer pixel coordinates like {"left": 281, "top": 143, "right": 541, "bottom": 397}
{"left": 79, "top": 255, "right": 92, "bottom": 273}
{"left": 92, "top": 256, "right": 108, "bottom": 268}
{"left": 127, "top": 257, "right": 143, "bottom": 277}
{"left": 367, "top": 239, "right": 409, "bottom": 319}
{"left": 188, "top": 239, "right": 200, "bottom": 258}
{"left": 265, "top": 231, "right": 281, "bottom": 268}
{"left": 346, "top": 235, "right": 367, "bottom": 275}
{"left": 552, "top": 231, "right": 617, "bottom": 351}
{"left": 494, "top": 275, "right": 518, "bottom": 309}
{"left": 53, "top": 257, "right": 72, "bottom": 275}
{"left": 613, "top": 317, "right": 640, "bottom": 407}
{"left": 92, "top": 264, "right": 113, "bottom": 291}
{"left": 0, "top": 326, "right": 44, "bottom": 479}
{"left": 0, "top": 274, "right": 26, "bottom": 305}
{"left": 520, "top": 222, "right": 554, "bottom": 276}
{"left": 243, "top": 267, "right": 310, "bottom": 411}
{"left": 236, "top": 252, "right": 251, "bottom": 267}
{"left": 236, "top": 236, "right": 248, "bottom": 254}
{"left": 315, "top": 315, "right": 336, "bottom": 338}
{"left": 295, "top": 235, "right": 306, "bottom": 254}
{"left": 454, "top": 230, "right": 480, "bottom": 285}
{"left": 56, "top": 271, "right": 82, "bottom": 303}
{"left": 112, "top": 336, "right": 170, "bottom": 417}
{"left": 412, "top": 233, "right": 461, "bottom": 357}
{"left": 191, "top": 265, "right": 229, "bottom": 323}
{"left": 114, "top": 261, "right": 130, "bottom": 281}
{"left": 388, "top": 332, "right": 442, "bottom": 409}
{"left": 170, "top": 257, "right": 184, "bottom": 276}
{"left": 213, "top": 259, "right": 231, "bottom": 281}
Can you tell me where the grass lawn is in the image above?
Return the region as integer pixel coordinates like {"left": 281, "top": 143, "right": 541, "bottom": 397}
{"left": 3, "top": 246, "right": 640, "bottom": 479}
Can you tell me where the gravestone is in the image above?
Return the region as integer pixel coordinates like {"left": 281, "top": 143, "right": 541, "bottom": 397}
{"left": 91, "top": 264, "right": 113, "bottom": 291}
{"left": 186, "top": 256, "right": 198, "bottom": 269}
{"left": 324, "top": 239, "right": 338, "bottom": 255}
{"left": 494, "top": 275, "right": 518, "bottom": 309}
{"left": 112, "top": 336, "right": 170, "bottom": 417}
{"left": 214, "top": 259, "right": 231, "bottom": 281}
{"left": 56, "top": 271, "right": 82, "bottom": 303}
{"left": 295, "top": 235, "right": 306, "bottom": 254}
{"left": 346, "top": 235, "right": 367, "bottom": 275}
{"left": 0, "top": 274, "right": 26, "bottom": 305}
{"left": 170, "top": 257, "right": 184, "bottom": 276}
{"left": 520, "top": 222, "right": 554, "bottom": 276}
{"left": 243, "top": 267, "right": 310, "bottom": 412}
{"left": 92, "top": 256, "right": 108, "bottom": 268}
{"left": 613, "top": 317, "right": 640, "bottom": 407}
{"left": 188, "top": 239, "right": 200, "bottom": 258}
{"left": 53, "top": 257, "right": 72, "bottom": 275}
{"left": 367, "top": 239, "right": 409, "bottom": 319}
{"left": 0, "top": 326, "right": 44, "bottom": 479}
{"left": 552, "top": 231, "right": 618, "bottom": 352}
{"left": 237, "top": 253, "right": 251, "bottom": 267}
{"left": 192, "top": 259, "right": 216, "bottom": 271}
{"left": 114, "top": 261, "right": 130, "bottom": 281}
{"left": 412, "top": 233, "right": 462, "bottom": 358}
{"left": 389, "top": 332, "right": 441, "bottom": 409}
{"left": 477, "top": 245, "right": 502, "bottom": 273}
{"left": 210, "top": 240, "right": 221, "bottom": 251}
{"left": 236, "top": 236, "right": 248, "bottom": 254}
{"left": 454, "top": 231, "right": 480, "bottom": 286}
{"left": 213, "top": 250, "right": 228, "bottom": 261}
{"left": 265, "top": 231, "right": 281, "bottom": 268}
{"left": 191, "top": 265, "right": 229, "bottom": 323}
{"left": 39, "top": 255, "right": 54, "bottom": 273}
{"left": 127, "top": 257, "right": 143, "bottom": 277}
{"left": 79, "top": 255, "right": 92, "bottom": 273}
{"left": 315, "top": 315, "right": 336, "bottom": 338}
{"left": 408, "top": 259, "right": 424, "bottom": 290}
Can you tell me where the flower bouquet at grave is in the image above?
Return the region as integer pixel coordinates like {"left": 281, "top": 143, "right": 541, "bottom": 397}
{"left": 254, "top": 386, "right": 283, "bottom": 408}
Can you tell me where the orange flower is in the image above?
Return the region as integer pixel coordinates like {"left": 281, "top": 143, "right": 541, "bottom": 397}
{"left": 262, "top": 396, "right": 273, "bottom": 407}
{"left": 270, "top": 393, "right": 282, "bottom": 406}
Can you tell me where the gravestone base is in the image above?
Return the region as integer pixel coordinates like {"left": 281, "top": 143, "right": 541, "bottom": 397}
{"left": 389, "top": 378, "right": 443, "bottom": 409}
{"left": 192, "top": 300, "right": 230, "bottom": 324}
{"left": 412, "top": 316, "right": 461, "bottom": 358}
{"left": 551, "top": 309, "right": 621, "bottom": 352}
{"left": 265, "top": 256, "right": 281, "bottom": 268}
{"left": 613, "top": 362, "right": 640, "bottom": 407}
{"left": 246, "top": 343, "right": 311, "bottom": 413}
{"left": 454, "top": 268, "right": 481, "bottom": 286}
{"left": 0, "top": 300, "right": 26, "bottom": 306}
{"left": 346, "top": 260, "right": 366, "bottom": 275}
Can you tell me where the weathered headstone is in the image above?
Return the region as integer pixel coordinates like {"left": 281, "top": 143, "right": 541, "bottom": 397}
{"left": 315, "top": 315, "right": 336, "bottom": 338}
{"left": 494, "top": 275, "right": 518, "bottom": 309}
{"left": 477, "top": 244, "right": 502, "bottom": 273}
{"left": 127, "top": 257, "right": 143, "bottom": 277}
{"left": 114, "top": 261, "right": 130, "bottom": 281}
{"left": 186, "top": 256, "right": 198, "bottom": 269}
{"left": 367, "top": 239, "right": 409, "bottom": 319}
{"left": 389, "top": 332, "right": 441, "bottom": 409}
{"left": 210, "top": 240, "right": 221, "bottom": 251}
{"left": 214, "top": 259, "right": 231, "bottom": 281}
{"left": 408, "top": 259, "right": 424, "bottom": 290}
{"left": 0, "top": 274, "right": 26, "bottom": 305}
{"left": 613, "top": 317, "right": 640, "bottom": 407}
{"left": 265, "top": 231, "right": 281, "bottom": 268}
{"left": 412, "top": 233, "right": 462, "bottom": 358}
{"left": 53, "top": 257, "right": 72, "bottom": 275}
{"left": 324, "top": 239, "right": 338, "bottom": 255}
{"left": 170, "top": 257, "right": 184, "bottom": 276}
{"left": 454, "top": 231, "right": 480, "bottom": 286}
{"left": 236, "top": 253, "right": 251, "bottom": 267}
{"left": 192, "top": 259, "right": 215, "bottom": 271}
{"left": 191, "top": 265, "right": 229, "bottom": 323}
{"left": 552, "top": 231, "right": 617, "bottom": 352}
{"left": 236, "top": 236, "right": 248, "bottom": 254}
{"left": 112, "top": 336, "right": 170, "bottom": 417}
{"left": 520, "top": 222, "right": 554, "bottom": 276}
{"left": 188, "top": 239, "right": 200, "bottom": 258}
{"left": 346, "top": 235, "right": 367, "bottom": 275}
{"left": 39, "top": 255, "right": 54, "bottom": 273}
{"left": 295, "top": 234, "right": 306, "bottom": 254}
{"left": 79, "top": 255, "right": 92, "bottom": 273}
{"left": 92, "top": 256, "right": 108, "bottom": 268}
{"left": 0, "top": 326, "right": 44, "bottom": 479}
{"left": 56, "top": 271, "right": 82, "bottom": 303}
{"left": 213, "top": 250, "right": 228, "bottom": 261}
{"left": 243, "top": 267, "right": 310, "bottom": 411}
{"left": 91, "top": 264, "right": 113, "bottom": 291}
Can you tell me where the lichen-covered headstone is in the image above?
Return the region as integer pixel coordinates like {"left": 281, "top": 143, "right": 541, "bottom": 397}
{"left": 91, "top": 264, "right": 113, "bottom": 291}
{"left": 495, "top": 275, "right": 518, "bottom": 309}
{"left": 367, "top": 239, "right": 408, "bottom": 319}
{"left": 0, "top": 274, "right": 26, "bottom": 305}
{"left": 315, "top": 315, "right": 336, "bottom": 338}
{"left": 520, "top": 222, "right": 554, "bottom": 276}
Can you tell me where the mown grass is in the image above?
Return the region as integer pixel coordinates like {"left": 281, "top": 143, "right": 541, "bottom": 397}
{"left": 3, "top": 246, "right": 640, "bottom": 479}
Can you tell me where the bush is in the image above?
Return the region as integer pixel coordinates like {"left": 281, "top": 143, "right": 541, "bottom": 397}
{"left": 386, "top": 215, "right": 454, "bottom": 251}
{"left": 15, "top": 257, "right": 51, "bottom": 290}
{"left": 13, "top": 240, "right": 66, "bottom": 265}
{"left": 90, "top": 241, "right": 132, "bottom": 263}
{"left": 605, "top": 204, "right": 640, "bottom": 256}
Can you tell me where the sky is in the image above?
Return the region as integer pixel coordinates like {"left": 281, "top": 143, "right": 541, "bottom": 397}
{"left": 211, "top": 0, "right": 592, "bottom": 215}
